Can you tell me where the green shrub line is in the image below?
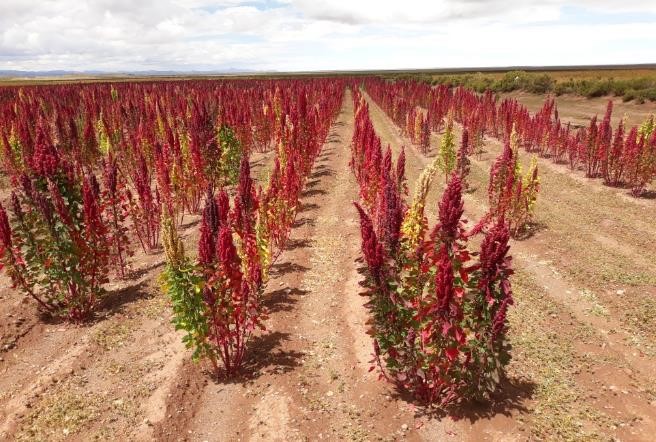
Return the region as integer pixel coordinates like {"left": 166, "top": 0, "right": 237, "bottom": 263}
{"left": 388, "top": 70, "right": 656, "bottom": 103}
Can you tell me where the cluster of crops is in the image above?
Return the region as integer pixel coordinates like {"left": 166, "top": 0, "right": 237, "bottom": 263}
{"left": 350, "top": 84, "right": 529, "bottom": 406}
{"left": 0, "top": 74, "right": 651, "bottom": 414}
{"left": 365, "top": 79, "right": 541, "bottom": 235}
{"left": 366, "top": 78, "right": 656, "bottom": 196}
{"left": 0, "top": 78, "right": 343, "bottom": 367}
{"left": 160, "top": 82, "right": 344, "bottom": 376}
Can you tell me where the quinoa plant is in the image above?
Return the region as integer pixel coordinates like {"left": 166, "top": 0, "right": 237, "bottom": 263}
{"left": 488, "top": 132, "right": 540, "bottom": 236}
{"left": 0, "top": 138, "right": 111, "bottom": 321}
{"left": 438, "top": 118, "right": 457, "bottom": 180}
{"left": 355, "top": 173, "right": 514, "bottom": 407}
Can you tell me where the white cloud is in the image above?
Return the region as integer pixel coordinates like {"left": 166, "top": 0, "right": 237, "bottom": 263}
{"left": 289, "top": 0, "right": 656, "bottom": 24}
{"left": 0, "top": 0, "right": 654, "bottom": 71}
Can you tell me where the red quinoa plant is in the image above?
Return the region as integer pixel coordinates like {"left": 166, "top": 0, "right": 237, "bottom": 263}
{"left": 355, "top": 172, "right": 514, "bottom": 407}
{"left": 625, "top": 129, "right": 656, "bottom": 196}
{"left": 161, "top": 160, "right": 266, "bottom": 377}
{"left": 352, "top": 95, "right": 514, "bottom": 407}
{"left": 603, "top": 119, "right": 626, "bottom": 186}
{"left": 125, "top": 151, "right": 162, "bottom": 252}
{"left": 488, "top": 133, "right": 540, "bottom": 236}
{"left": 0, "top": 132, "right": 111, "bottom": 321}
{"left": 101, "top": 157, "right": 134, "bottom": 277}
{"left": 456, "top": 128, "right": 471, "bottom": 190}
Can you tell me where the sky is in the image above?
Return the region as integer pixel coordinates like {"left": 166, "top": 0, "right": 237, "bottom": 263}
{"left": 0, "top": 0, "right": 655, "bottom": 72}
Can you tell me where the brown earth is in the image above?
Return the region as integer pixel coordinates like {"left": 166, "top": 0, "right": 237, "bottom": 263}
{"left": 500, "top": 91, "right": 656, "bottom": 128}
{"left": 1, "top": 88, "right": 655, "bottom": 441}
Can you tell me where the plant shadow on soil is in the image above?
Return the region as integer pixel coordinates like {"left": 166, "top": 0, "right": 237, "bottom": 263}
{"left": 308, "top": 169, "right": 335, "bottom": 179}
{"left": 292, "top": 217, "right": 316, "bottom": 228}
{"left": 304, "top": 179, "right": 321, "bottom": 188}
{"left": 586, "top": 179, "right": 656, "bottom": 199}
{"left": 33, "top": 275, "right": 156, "bottom": 326}
{"left": 269, "top": 261, "right": 311, "bottom": 277}
{"left": 96, "top": 278, "right": 155, "bottom": 319}
{"left": 301, "top": 189, "right": 328, "bottom": 198}
{"left": 298, "top": 202, "right": 320, "bottom": 213}
{"left": 634, "top": 189, "right": 656, "bottom": 199}
{"left": 512, "top": 221, "right": 548, "bottom": 241}
{"left": 311, "top": 163, "right": 331, "bottom": 172}
{"left": 203, "top": 331, "right": 305, "bottom": 384}
{"left": 178, "top": 216, "right": 201, "bottom": 230}
{"left": 400, "top": 377, "right": 536, "bottom": 423}
{"left": 126, "top": 259, "right": 166, "bottom": 280}
{"left": 265, "top": 287, "right": 310, "bottom": 314}
{"left": 354, "top": 259, "right": 536, "bottom": 422}
{"left": 240, "top": 331, "right": 305, "bottom": 378}
{"left": 318, "top": 146, "right": 337, "bottom": 158}
{"left": 284, "top": 238, "right": 313, "bottom": 250}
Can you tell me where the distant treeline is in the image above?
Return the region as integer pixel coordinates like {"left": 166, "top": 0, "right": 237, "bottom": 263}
{"left": 389, "top": 70, "right": 656, "bottom": 103}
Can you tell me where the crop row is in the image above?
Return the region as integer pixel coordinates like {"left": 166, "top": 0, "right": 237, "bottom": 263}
{"left": 365, "top": 77, "right": 656, "bottom": 196}
{"left": 0, "top": 79, "right": 343, "bottom": 379}
{"left": 350, "top": 87, "right": 523, "bottom": 407}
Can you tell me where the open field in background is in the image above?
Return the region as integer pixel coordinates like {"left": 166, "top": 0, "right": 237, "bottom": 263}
{"left": 2, "top": 64, "right": 655, "bottom": 84}
{"left": 500, "top": 91, "right": 656, "bottom": 128}
{"left": 433, "top": 68, "right": 656, "bottom": 82}
{"left": 2, "top": 65, "right": 656, "bottom": 103}
{"left": 387, "top": 66, "right": 656, "bottom": 103}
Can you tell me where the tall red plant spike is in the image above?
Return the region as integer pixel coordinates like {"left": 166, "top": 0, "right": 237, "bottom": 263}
{"left": 199, "top": 188, "right": 220, "bottom": 267}
{"left": 82, "top": 174, "right": 104, "bottom": 235}
{"left": 354, "top": 202, "right": 385, "bottom": 285}
{"left": 31, "top": 122, "right": 60, "bottom": 178}
{"left": 0, "top": 203, "right": 12, "bottom": 257}
{"left": 437, "top": 173, "right": 464, "bottom": 242}
{"left": 479, "top": 218, "right": 513, "bottom": 306}
{"left": 605, "top": 120, "right": 625, "bottom": 186}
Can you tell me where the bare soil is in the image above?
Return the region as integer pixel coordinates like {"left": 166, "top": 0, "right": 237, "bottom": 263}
{"left": 501, "top": 91, "right": 656, "bottom": 128}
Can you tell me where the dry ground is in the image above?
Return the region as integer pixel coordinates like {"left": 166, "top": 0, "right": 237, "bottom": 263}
{"left": 500, "top": 91, "right": 656, "bottom": 128}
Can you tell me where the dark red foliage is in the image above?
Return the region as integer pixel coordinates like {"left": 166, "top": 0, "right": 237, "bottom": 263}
{"left": 437, "top": 173, "right": 464, "bottom": 242}
{"left": 478, "top": 218, "right": 513, "bottom": 306}
{"left": 354, "top": 202, "right": 385, "bottom": 285}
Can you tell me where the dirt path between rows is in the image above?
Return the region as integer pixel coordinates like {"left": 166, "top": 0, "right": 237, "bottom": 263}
{"left": 154, "top": 90, "right": 450, "bottom": 441}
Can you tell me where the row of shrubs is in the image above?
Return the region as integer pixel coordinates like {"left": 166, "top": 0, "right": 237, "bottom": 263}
{"left": 389, "top": 70, "right": 656, "bottom": 103}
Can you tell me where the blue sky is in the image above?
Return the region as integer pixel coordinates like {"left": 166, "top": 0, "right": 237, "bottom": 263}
{"left": 0, "top": 0, "right": 655, "bottom": 72}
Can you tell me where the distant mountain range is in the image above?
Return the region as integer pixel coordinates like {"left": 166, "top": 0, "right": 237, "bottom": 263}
{"left": 0, "top": 68, "right": 257, "bottom": 78}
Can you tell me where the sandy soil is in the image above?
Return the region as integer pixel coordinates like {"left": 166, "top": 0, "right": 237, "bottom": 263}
{"left": 500, "top": 91, "right": 656, "bottom": 128}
